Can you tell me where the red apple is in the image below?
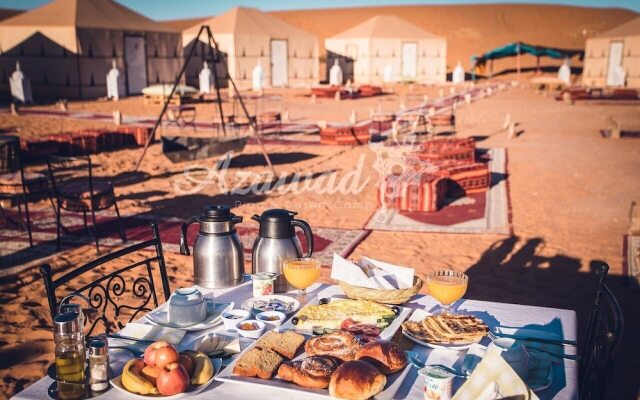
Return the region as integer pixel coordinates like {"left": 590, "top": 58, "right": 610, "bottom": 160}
{"left": 141, "top": 365, "right": 162, "bottom": 386}
{"left": 144, "top": 341, "right": 179, "bottom": 369}
{"left": 156, "top": 362, "right": 190, "bottom": 395}
{"left": 179, "top": 354, "right": 195, "bottom": 377}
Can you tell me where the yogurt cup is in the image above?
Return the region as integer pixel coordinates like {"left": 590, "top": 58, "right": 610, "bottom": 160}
{"left": 250, "top": 272, "right": 278, "bottom": 297}
{"left": 419, "top": 366, "right": 455, "bottom": 400}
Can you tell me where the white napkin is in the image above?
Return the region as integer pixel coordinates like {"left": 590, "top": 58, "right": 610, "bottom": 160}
{"left": 117, "top": 322, "right": 186, "bottom": 345}
{"left": 330, "top": 253, "right": 415, "bottom": 290}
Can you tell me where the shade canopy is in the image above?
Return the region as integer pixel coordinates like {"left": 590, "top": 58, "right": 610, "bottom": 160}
{"left": 472, "top": 42, "right": 584, "bottom": 66}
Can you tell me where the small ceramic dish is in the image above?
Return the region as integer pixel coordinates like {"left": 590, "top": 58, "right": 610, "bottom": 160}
{"left": 221, "top": 309, "right": 250, "bottom": 330}
{"left": 235, "top": 320, "right": 265, "bottom": 339}
{"left": 256, "top": 311, "right": 286, "bottom": 328}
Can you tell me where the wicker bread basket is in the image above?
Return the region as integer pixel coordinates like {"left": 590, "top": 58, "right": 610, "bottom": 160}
{"left": 337, "top": 276, "right": 423, "bottom": 305}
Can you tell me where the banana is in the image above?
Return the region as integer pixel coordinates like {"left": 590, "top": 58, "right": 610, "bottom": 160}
{"left": 121, "top": 359, "right": 160, "bottom": 395}
{"left": 185, "top": 351, "right": 214, "bottom": 385}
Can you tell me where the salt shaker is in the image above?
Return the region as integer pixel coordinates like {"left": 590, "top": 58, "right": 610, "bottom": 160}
{"left": 88, "top": 339, "right": 109, "bottom": 392}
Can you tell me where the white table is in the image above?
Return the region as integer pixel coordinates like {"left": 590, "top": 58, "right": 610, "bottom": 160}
{"left": 12, "top": 282, "right": 578, "bottom": 400}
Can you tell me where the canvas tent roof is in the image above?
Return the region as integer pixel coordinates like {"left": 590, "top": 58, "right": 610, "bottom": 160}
{"left": 183, "top": 6, "right": 316, "bottom": 44}
{"left": 597, "top": 16, "right": 640, "bottom": 38}
{"left": 0, "top": 0, "right": 175, "bottom": 53}
{"left": 328, "top": 15, "right": 441, "bottom": 40}
{"left": 472, "top": 42, "right": 584, "bottom": 66}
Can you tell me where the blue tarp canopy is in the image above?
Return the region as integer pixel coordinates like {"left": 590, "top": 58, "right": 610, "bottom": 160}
{"left": 472, "top": 42, "right": 584, "bottom": 66}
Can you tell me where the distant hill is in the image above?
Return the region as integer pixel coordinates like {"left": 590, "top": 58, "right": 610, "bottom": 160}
{"left": 163, "top": 4, "right": 638, "bottom": 74}
{"left": 0, "top": 7, "right": 22, "bottom": 22}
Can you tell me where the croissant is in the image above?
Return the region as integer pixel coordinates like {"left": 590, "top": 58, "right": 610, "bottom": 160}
{"left": 277, "top": 355, "right": 342, "bottom": 389}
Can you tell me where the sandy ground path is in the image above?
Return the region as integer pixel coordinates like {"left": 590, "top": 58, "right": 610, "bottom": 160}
{"left": 1, "top": 87, "right": 639, "bottom": 399}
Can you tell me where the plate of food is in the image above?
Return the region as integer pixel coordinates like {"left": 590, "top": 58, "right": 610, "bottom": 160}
{"left": 278, "top": 297, "right": 412, "bottom": 341}
{"left": 241, "top": 295, "right": 300, "bottom": 316}
{"left": 215, "top": 329, "right": 411, "bottom": 400}
{"left": 144, "top": 301, "right": 233, "bottom": 331}
{"left": 401, "top": 309, "right": 489, "bottom": 350}
{"left": 110, "top": 340, "right": 221, "bottom": 399}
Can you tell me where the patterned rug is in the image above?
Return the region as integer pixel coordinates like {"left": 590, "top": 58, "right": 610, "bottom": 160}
{"left": 365, "top": 147, "right": 511, "bottom": 234}
{"left": 0, "top": 210, "right": 369, "bottom": 269}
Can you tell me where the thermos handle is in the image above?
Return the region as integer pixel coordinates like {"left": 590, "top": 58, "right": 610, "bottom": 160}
{"left": 292, "top": 219, "right": 314, "bottom": 257}
{"left": 179, "top": 216, "right": 200, "bottom": 256}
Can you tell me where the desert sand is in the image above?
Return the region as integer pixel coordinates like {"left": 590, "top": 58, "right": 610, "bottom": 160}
{"left": 1, "top": 83, "right": 639, "bottom": 399}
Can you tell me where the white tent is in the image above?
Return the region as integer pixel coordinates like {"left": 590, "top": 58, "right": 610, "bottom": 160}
{"left": 0, "top": 0, "right": 182, "bottom": 99}
{"left": 583, "top": 16, "right": 640, "bottom": 88}
{"left": 325, "top": 15, "right": 447, "bottom": 85}
{"left": 182, "top": 7, "right": 319, "bottom": 89}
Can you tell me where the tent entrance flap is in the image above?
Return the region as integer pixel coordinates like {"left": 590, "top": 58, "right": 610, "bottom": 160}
{"left": 125, "top": 36, "right": 147, "bottom": 95}
{"left": 402, "top": 42, "right": 417, "bottom": 79}
{"left": 271, "top": 39, "right": 288, "bottom": 87}
{"left": 606, "top": 41, "right": 624, "bottom": 86}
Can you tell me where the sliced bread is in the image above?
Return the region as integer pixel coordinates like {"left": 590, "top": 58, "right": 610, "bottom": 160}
{"left": 256, "top": 331, "right": 306, "bottom": 359}
{"left": 232, "top": 347, "right": 283, "bottom": 379}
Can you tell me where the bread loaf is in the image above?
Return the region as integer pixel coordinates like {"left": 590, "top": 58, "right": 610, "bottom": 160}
{"left": 277, "top": 355, "right": 342, "bottom": 389}
{"left": 328, "top": 360, "right": 386, "bottom": 400}
{"left": 354, "top": 340, "right": 407, "bottom": 374}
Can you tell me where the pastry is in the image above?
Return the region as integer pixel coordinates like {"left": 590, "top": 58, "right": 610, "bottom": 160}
{"left": 305, "top": 331, "right": 361, "bottom": 361}
{"left": 295, "top": 300, "right": 396, "bottom": 331}
{"left": 232, "top": 347, "right": 283, "bottom": 379}
{"left": 354, "top": 340, "right": 407, "bottom": 374}
{"left": 328, "top": 360, "right": 387, "bottom": 400}
{"left": 402, "top": 313, "right": 488, "bottom": 344}
{"left": 277, "top": 355, "right": 342, "bottom": 389}
{"left": 256, "top": 330, "right": 306, "bottom": 359}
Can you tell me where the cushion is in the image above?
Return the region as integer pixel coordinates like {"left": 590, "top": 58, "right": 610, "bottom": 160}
{"left": 0, "top": 171, "right": 48, "bottom": 195}
{"left": 59, "top": 180, "right": 115, "bottom": 211}
{"left": 320, "top": 126, "right": 370, "bottom": 145}
{"left": 436, "top": 161, "right": 491, "bottom": 196}
{"left": 416, "top": 138, "right": 475, "bottom": 164}
{"left": 378, "top": 173, "right": 447, "bottom": 212}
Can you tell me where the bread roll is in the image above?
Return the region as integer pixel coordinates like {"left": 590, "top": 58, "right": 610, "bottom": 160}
{"left": 305, "top": 331, "right": 361, "bottom": 361}
{"left": 277, "top": 355, "right": 342, "bottom": 389}
{"left": 354, "top": 340, "right": 407, "bottom": 374}
{"left": 328, "top": 360, "right": 387, "bottom": 400}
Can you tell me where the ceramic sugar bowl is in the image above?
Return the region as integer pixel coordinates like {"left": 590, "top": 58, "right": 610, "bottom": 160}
{"left": 168, "top": 287, "right": 208, "bottom": 327}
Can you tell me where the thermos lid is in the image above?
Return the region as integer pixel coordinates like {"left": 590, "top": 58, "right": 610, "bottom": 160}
{"left": 89, "top": 339, "right": 108, "bottom": 356}
{"left": 54, "top": 311, "right": 81, "bottom": 335}
{"left": 253, "top": 209, "right": 296, "bottom": 239}
{"left": 203, "top": 205, "right": 234, "bottom": 221}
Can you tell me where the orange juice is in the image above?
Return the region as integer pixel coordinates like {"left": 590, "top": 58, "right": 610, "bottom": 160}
{"left": 283, "top": 259, "right": 320, "bottom": 290}
{"left": 427, "top": 274, "right": 468, "bottom": 306}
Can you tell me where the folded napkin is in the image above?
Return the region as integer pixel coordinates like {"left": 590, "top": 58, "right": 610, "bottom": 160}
{"left": 453, "top": 348, "right": 539, "bottom": 400}
{"left": 116, "top": 322, "right": 186, "bottom": 345}
{"left": 330, "top": 253, "right": 415, "bottom": 289}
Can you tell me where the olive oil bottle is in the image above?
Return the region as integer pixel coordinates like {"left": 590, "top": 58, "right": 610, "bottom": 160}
{"left": 53, "top": 312, "right": 86, "bottom": 400}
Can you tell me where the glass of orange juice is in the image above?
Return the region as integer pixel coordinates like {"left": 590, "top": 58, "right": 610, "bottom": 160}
{"left": 426, "top": 270, "right": 468, "bottom": 313}
{"left": 282, "top": 258, "right": 321, "bottom": 302}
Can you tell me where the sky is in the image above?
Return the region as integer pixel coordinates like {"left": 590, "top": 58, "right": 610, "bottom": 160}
{"left": 0, "top": 0, "right": 638, "bottom": 20}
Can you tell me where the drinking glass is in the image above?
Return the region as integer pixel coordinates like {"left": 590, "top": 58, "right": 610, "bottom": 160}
{"left": 282, "top": 258, "right": 321, "bottom": 302}
{"left": 426, "top": 270, "right": 468, "bottom": 313}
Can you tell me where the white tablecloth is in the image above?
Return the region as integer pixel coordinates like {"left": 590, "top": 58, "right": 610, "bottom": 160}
{"left": 12, "top": 282, "right": 578, "bottom": 400}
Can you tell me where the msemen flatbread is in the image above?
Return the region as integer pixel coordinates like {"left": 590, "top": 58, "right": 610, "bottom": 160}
{"left": 402, "top": 313, "right": 488, "bottom": 344}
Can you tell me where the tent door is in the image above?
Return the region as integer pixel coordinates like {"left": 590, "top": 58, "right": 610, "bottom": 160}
{"left": 271, "top": 39, "right": 288, "bottom": 87}
{"left": 402, "top": 42, "right": 417, "bottom": 79}
{"left": 124, "top": 36, "right": 147, "bottom": 95}
{"left": 606, "top": 41, "right": 624, "bottom": 87}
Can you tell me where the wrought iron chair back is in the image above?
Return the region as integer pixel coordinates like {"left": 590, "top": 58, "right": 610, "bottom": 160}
{"left": 579, "top": 263, "right": 624, "bottom": 399}
{"left": 46, "top": 155, "right": 95, "bottom": 208}
{"left": 40, "top": 221, "right": 170, "bottom": 336}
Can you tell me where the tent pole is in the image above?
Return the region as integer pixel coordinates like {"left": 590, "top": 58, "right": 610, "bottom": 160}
{"left": 133, "top": 25, "right": 206, "bottom": 172}
{"left": 207, "top": 28, "right": 276, "bottom": 176}
{"left": 536, "top": 55, "right": 540, "bottom": 74}
{"left": 205, "top": 27, "right": 227, "bottom": 137}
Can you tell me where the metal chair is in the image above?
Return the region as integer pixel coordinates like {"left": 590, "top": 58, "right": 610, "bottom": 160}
{"left": 579, "top": 263, "right": 624, "bottom": 399}
{"left": 40, "top": 221, "right": 170, "bottom": 336}
{"left": 47, "top": 155, "right": 126, "bottom": 253}
{"left": 0, "top": 134, "right": 56, "bottom": 247}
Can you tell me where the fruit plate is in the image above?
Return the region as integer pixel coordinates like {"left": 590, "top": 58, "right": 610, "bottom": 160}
{"left": 145, "top": 301, "right": 232, "bottom": 331}
{"left": 215, "top": 338, "right": 411, "bottom": 400}
{"left": 110, "top": 358, "right": 222, "bottom": 399}
{"left": 401, "top": 308, "right": 485, "bottom": 351}
{"left": 278, "top": 295, "right": 412, "bottom": 341}
{"left": 240, "top": 295, "right": 300, "bottom": 316}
